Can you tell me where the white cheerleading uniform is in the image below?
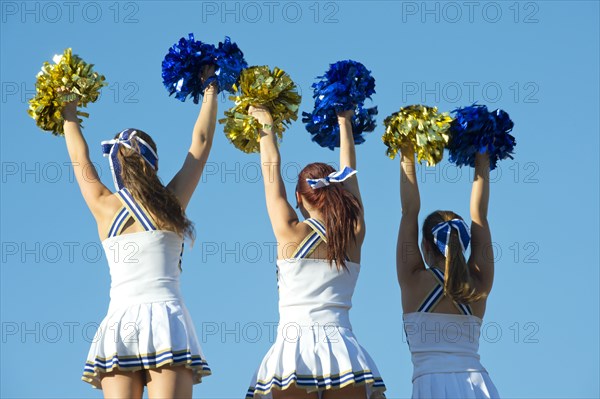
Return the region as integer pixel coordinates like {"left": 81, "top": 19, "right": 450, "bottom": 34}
{"left": 82, "top": 188, "right": 210, "bottom": 388}
{"left": 246, "top": 218, "right": 386, "bottom": 398}
{"left": 403, "top": 267, "right": 499, "bottom": 398}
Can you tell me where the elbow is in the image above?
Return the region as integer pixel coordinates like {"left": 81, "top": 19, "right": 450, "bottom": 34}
{"left": 401, "top": 206, "right": 420, "bottom": 217}
{"left": 261, "top": 148, "right": 281, "bottom": 164}
{"left": 470, "top": 214, "right": 489, "bottom": 227}
{"left": 401, "top": 198, "right": 420, "bottom": 216}
{"left": 66, "top": 147, "right": 87, "bottom": 166}
{"left": 197, "top": 132, "right": 214, "bottom": 147}
{"left": 190, "top": 136, "right": 213, "bottom": 159}
{"left": 471, "top": 206, "right": 488, "bottom": 222}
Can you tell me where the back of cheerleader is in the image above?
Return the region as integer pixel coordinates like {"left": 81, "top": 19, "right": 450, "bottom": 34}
{"left": 81, "top": 187, "right": 211, "bottom": 388}
{"left": 246, "top": 218, "right": 386, "bottom": 399}
{"left": 403, "top": 267, "right": 500, "bottom": 399}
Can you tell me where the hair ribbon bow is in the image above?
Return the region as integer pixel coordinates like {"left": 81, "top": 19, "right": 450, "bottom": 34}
{"left": 306, "top": 166, "right": 357, "bottom": 189}
{"left": 100, "top": 129, "right": 158, "bottom": 191}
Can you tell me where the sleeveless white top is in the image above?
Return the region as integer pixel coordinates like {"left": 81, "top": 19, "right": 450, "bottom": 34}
{"left": 104, "top": 230, "right": 184, "bottom": 312}
{"left": 82, "top": 188, "right": 210, "bottom": 388}
{"left": 277, "top": 257, "right": 358, "bottom": 328}
{"left": 246, "top": 218, "right": 386, "bottom": 399}
{"left": 403, "top": 267, "right": 500, "bottom": 398}
{"left": 403, "top": 311, "right": 486, "bottom": 380}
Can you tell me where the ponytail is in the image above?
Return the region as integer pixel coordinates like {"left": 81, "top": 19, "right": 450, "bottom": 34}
{"left": 116, "top": 130, "right": 195, "bottom": 240}
{"left": 297, "top": 163, "right": 362, "bottom": 270}
{"left": 423, "top": 211, "right": 484, "bottom": 304}
{"left": 443, "top": 228, "right": 483, "bottom": 303}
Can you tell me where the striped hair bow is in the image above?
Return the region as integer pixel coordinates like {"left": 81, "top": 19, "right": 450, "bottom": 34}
{"left": 306, "top": 166, "right": 357, "bottom": 189}
{"left": 101, "top": 129, "right": 158, "bottom": 190}
{"left": 432, "top": 219, "right": 471, "bottom": 255}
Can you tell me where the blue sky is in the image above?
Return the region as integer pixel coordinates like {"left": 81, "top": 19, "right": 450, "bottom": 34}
{"left": 1, "top": 1, "right": 599, "bottom": 398}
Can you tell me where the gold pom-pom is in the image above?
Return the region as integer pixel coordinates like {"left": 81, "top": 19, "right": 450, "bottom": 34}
{"left": 382, "top": 104, "right": 452, "bottom": 165}
{"left": 27, "top": 48, "right": 107, "bottom": 136}
{"left": 219, "top": 66, "right": 301, "bottom": 153}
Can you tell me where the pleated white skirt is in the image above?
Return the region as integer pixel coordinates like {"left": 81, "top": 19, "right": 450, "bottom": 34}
{"left": 412, "top": 371, "right": 500, "bottom": 399}
{"left": 246, "top": 324, "right": 386, "bottom": 398}
{"left": 82, "top": 300, "right": 211, "bottom": 388}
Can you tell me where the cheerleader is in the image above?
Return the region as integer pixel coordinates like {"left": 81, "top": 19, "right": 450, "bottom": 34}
{"left": 60, "top": 67, "right": 217, "bottom": 398}
{"left": 397, "top": 143, "right": 500, "bottom": 398}
{"left": 245, "top": 106, "right": 386, "bottom": 399}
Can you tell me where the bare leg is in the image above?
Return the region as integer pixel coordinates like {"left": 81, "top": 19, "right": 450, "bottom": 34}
{"left": 323, "top": 384, "right": 367, "bottom": 399}
{"left": 272, "top": 383, "right": 319, "bottom": 399}
{"left": 146, "top": 365, "right": 194, "bottom": 399}
{"left": 100, "top": 370, "right": 144, "bottom": 399}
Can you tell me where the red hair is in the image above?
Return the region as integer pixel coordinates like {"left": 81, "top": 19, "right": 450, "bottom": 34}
{"left": 296, "top": 163, "right": 362, "bottom": 269}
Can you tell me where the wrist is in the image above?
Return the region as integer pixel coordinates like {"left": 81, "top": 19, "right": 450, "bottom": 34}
{"left": 252, "top": 115, "right": 273, "bottom": 126}
{"left": 400, "top": 144, "right": 415, "bottom": 156}
{"left": 204, "top": 82, "right": 217, "bottom": 94}
{"left": 260, "top": 122, "right": 273, "bottom": 131}
{"left": 474, "top": 152, "right": 490, "bottom": 167}
{"left": 62, "top": 110, "right": 78, "bottom": 121}
{"left": 336, "top": 108, "right": 355, "bottom": 120}
{"left": 337, "top": 116, "right": 352, "bottom": 125}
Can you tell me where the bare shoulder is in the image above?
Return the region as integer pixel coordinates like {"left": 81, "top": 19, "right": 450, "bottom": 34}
{"left": 275, "top": 220, "right": 312, "bottom": 259}
{"left": 472, "top": 272, "right": 494, "bottom": 297}
{"left": 468, "top": 296, "right": 489, "bottom": 319}
{"left": 468, "top": 256, "right": 494, "bottom": 296}
{"left": 399, "top": 263, "right": 429, "bottom": 288}
{"left": 95, "top": 193, "right": 125, "bottom": 238}
{"left": 401, "top": 268, "right": 435, "bottom": 313}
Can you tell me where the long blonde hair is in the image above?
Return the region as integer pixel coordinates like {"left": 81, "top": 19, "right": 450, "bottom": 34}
{"left": 423, "top": 210, "right": 484, "bottom": 304}
{"left": 115, "top": 129, "right": 195, "bottom": 240}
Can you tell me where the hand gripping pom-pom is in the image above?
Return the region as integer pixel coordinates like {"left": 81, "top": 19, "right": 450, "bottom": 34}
{"left": 161, "top": 33, "right": 217, "bottom": 104}
{"left": 447, "top": 104, "right": 516, "bottom": 170}
{"left": 219, "top": 66, "right": 301, "bottom": 153}
{"left": 303, "top": 60, "right": 377, "bottom": 150}
{"left": 162, "top": 34, "right": 247, "bottom": 102}
{"left": 382, "top": 105, "right": 452, "bottom": 166}
{"left": 27, "top": 48, "right": 106, "bottom": 136}
{"left": 302, "top": 106, "right": 377, "bottom": 150}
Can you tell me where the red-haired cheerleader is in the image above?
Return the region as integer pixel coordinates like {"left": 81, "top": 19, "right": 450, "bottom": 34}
{"left": 245, "top": 105, "right": 386, "bottom": 399}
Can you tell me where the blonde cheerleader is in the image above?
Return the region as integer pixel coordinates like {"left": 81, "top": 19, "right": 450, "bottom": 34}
{"left": 397, "top": 143, "right": 500, "bottom": 398}
{"left": 60, "top": 68, "right": 217, "bottom": 398}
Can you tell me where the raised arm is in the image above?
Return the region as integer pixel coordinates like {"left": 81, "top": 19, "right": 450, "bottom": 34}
{"left": 396, "top": 143, "right": 426, "bottom": 286}
{"left": 250, "top": 106, "right": 299, "bottom": 240}
{"left": 468, "top": 152, "right": 494, "bottom": 294}
{"left": 62, "top": 101, "right": 113, "bottom": 220}
{"left": 167, "top": 66, "right": 218, "bottom": 210}
{"left": 338, "top": 109, "right": 364, "bottom": 238}
{"left": 338, "top": 110, "right": 363, "bottom": 205}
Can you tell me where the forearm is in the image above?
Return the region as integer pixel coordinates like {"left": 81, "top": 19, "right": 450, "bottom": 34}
{"left": 63, "top": 112, "right": 91, "bottom": 168}
{"left": 397, "top": 158, "right": 425, "bottom": 283}
{"left": 189, "top": 86, "right": 217, "bottom": 159}
{"left": 57, "top": 100, "right": 110, "bottom": 215}
{"left": 400, "top": 148, "right": 420, "bottom": 216}
{"left": 471, "top": 152, "right": 490, "bottom": 223}
{"left": 259, "top": 125, "right": 281, "bottom": 186}
{"left": 339, "top": 116, "right": 356, "bottom": 169}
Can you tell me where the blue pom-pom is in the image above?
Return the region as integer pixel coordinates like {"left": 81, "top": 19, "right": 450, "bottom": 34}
{"left": 161, "top": 33, "right": 215, "bottom": 104}
{"left": 303, "top": 60, "right": 377, "bottom": 150}
{"left": 212, "top": 36, "right": 247, "bottom": 94}
{"left": 302, "top": 105, "right": 378, "bottom": 150}
{"left": 448, "top": 104, "right": 516, "bottom": 169}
